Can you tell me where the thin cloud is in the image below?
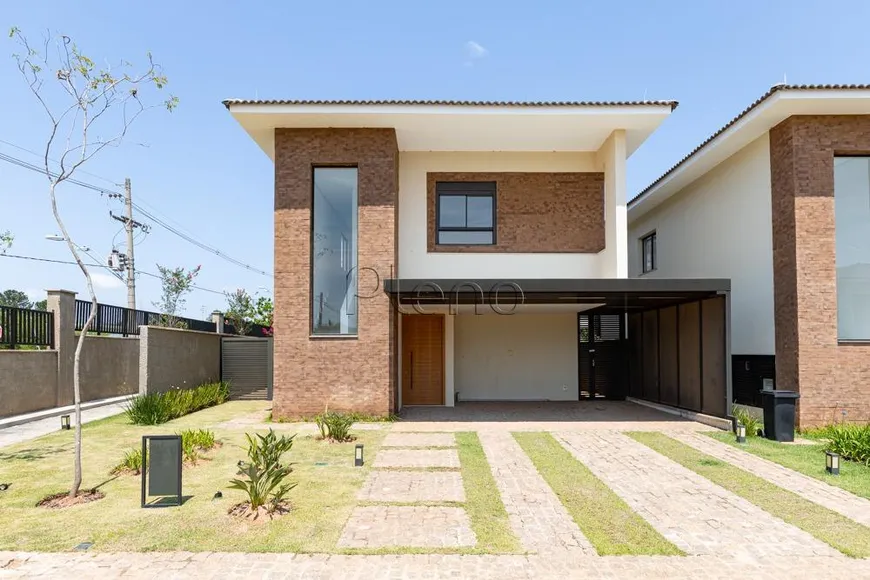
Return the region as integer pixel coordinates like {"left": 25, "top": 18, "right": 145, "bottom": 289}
{"left": 463, "top": 40, "right": 488, "bottom": 66}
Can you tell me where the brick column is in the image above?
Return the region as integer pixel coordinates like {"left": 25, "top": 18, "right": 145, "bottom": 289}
{"left": 770, "top": 115, "right": 870, "bottom": 427}
{"left": 273, "top": 128, "right": 399, "bottom": 418}
{"left": 47, "top": 289, "right": 76, "bottom": 407}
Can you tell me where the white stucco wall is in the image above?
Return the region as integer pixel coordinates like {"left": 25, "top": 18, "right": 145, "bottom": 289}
{"left": 628, "top": 134, "right": 774, "bottom": 355}
{"left": 454, "top": 313, "right": 579, "bottom": 401}
{"left": 397, "top": 151, "right": 606, "bottom": 279}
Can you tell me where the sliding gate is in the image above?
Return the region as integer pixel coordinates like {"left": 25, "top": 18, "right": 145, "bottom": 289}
{"left": 578, "top": 314, "right": 627, "bottom": 400}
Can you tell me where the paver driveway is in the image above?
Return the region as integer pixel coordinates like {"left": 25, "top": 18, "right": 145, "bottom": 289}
{"left": 4, "top": 401, "right": 870, "bottom": 578}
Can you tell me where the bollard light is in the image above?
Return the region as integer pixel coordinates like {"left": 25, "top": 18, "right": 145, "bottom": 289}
{"left": 354, "top": 444, "right": 364, "bottom": 467}
{"left": 735, "top": 422, "right": 746, "bottom": 444}
{"left": 826, "top": 451, "right": 840, "bottom": 475}
{"left": 61, "top": 415, "right": 71, "bottom": 430}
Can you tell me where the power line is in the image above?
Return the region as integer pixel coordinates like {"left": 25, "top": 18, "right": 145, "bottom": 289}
{"left": 0, "top": 253, "right": 228, "bottom": 296}
{"left": 0, "top": 151, "right": 120, "bottom": 195}
{"left": 131, "top": 202, "right": 272, "bottom": 276}
{"left": 0, "top": 147, "right": 272, "bottom": 277}
{"left": 0, "top": 138, "right": 120, "bottom": 185}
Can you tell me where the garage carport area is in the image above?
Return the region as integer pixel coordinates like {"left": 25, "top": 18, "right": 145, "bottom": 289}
{"left": 384, "top": 278, "right": 731, "bottom": 418}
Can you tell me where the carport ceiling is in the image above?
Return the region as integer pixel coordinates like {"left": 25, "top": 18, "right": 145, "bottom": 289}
{"left": 383, "top": 278, "right": 730, "bottom": 312}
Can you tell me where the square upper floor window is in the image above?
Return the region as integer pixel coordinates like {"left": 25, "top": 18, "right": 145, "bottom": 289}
{"left": 436, "top": 182, "right": 496, "bottom": 245}
{"left": 641, "top": 231, "right": 656, "bottom": 274}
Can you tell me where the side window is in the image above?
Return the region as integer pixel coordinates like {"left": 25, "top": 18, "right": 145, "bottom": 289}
{"left": 641, "top": 232, "right": 656, "bottom": 274}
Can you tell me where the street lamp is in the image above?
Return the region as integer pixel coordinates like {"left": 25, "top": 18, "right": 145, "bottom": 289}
{"left": 45, "top": 234, "right": 90, "bottom": 252}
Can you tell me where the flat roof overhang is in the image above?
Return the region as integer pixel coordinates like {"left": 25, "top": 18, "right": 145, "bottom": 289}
{"left": 383, "top": 278, "right": 730, "bottom": 312}
{"left": 223, "top": 101, "right": 676, "bottom": 159}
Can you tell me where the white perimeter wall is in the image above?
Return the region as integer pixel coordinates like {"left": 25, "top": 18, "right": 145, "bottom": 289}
{"left": 628, "top": 134, "right": 774, "bottom": 355}
{"left": 454, "top": 313, "right": 579, "bottom": 401}
{"left": 398, "top": 151, "right": 604, "bottom": 279}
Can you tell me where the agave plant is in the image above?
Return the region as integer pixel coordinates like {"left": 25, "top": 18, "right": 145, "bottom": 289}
{"left": 229, "top": 429, "right": 297, "bottom": 513}
{"left": 313, "top": 406, "right": 355, "bottom": 442}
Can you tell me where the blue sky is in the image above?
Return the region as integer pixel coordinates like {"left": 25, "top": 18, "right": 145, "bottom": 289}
{"left": 2, "top": 0, "right": 869, "bottom": 316}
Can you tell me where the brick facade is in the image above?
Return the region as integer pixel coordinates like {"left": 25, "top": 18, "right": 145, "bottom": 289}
{"left": 426, "top": 172, "right": 605, "bottom": 253}
{"left": 769, "top": 116, "right": 870, "bottom": 427}
{"left": 273, "top": 128, "right": 398, "bottom": 418}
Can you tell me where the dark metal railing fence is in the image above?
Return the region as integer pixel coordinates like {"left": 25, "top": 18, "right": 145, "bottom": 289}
{"left": 224, "top": 321, "right": 272, "bottom": 337}
{"left": 0, "top": 305, "right": 54, "bottom": 348}
{"left": 74, "top": 300, "right": 217, "bottom": 336}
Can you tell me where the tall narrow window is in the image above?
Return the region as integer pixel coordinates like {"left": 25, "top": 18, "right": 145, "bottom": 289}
{"left": 436, "top": 182, "right": 496, "bottom": 245}
{"left": 834, "top": 157, "right": 870, "bottom": 340}
{"left": 641, "top": 232, "right": 656, "bottom": 274}
{"left": 312, "top": 167, "right": 358, "bottom": 335}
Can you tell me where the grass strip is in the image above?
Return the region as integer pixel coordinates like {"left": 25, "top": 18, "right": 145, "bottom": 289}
{"left": 455, "top": 432, "right": 519, "bottom": 553}
{"left": 707, "top": 431, "right": 870, "bottom": 500}
{"left": 630, "top": 431, "right": 870, "bottom": 558}
{"left": 513, "top": 432, "right": 683, "bottom": 556}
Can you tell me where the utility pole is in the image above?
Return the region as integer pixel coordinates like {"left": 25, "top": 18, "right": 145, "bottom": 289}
{"left": 110, "top": 178, "right": 148, "bottom": 311}
{"left": 124, "top": 178, "right": 136, "bottom": 311}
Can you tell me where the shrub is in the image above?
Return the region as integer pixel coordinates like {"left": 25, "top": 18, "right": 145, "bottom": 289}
{"left": 824, "top": 423, "right": 870, "bottom": 465}
{"left": 111, "top": 448, "right": 143, "bottom": 474}
{"left": 182, "top": 428, "right": 216, "bottom": 451}
{"left": 125, "top": 381, "right": 230, "bottom": 425}
{"left": 732, "top": 406, "right": 763, "bottom": 437}
{"left": 314, "top": 411, "right": 355, "bottom": 442}
{"left": 229, "top": 429, "right": 296, "bottom": 515}
{"left": 111, "top": 429, "right": 217, "bottom": 474}
{"left": 124, "top": 393, "right": 171, "bottom": 425}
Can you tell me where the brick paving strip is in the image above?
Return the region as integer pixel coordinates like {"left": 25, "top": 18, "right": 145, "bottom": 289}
{"left": 476, "top": 431, "right": 594, "bottom": 554}
{"left": 337, "top": 506, "right": 476, "bottom": 548}
{"left": 382, "top": 433, "right": 456, "bottom": 448}
{"left": 358, "top": 470, "right": 465, "bottom": 503}
{"left": 373, "top": 449, "right": 460, "bottom": 468}
{"left": 669, "top": 430, "right": 870, "bottom": 527}
{"left": 556, "top": 431, "right": 839, "bottom": 558}
{"left": 4, "top": 552, "right": 870, "bottom": 578}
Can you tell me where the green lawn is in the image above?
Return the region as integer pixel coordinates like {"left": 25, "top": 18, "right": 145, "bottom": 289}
{"left": 513, "top": 432, "right": 683, "bottom": 556}
{"left": 456, "top": 432, "right": 519, "bottom": 553}
{"left": 0, "top": 401, "right": 386, "bottom": 552}
{"left": 707, "top": 431, "right": 870, "bottom": 500}
{"left": 630, "top": 432, "right": 870, "bottom": 558}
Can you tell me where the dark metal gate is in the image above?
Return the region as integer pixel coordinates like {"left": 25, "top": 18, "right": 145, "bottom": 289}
{"left": 221, "top": 337, "right": 273, "bottom": 400}
{"left": 578, "top": 314, "right": 626, "bottom": 400}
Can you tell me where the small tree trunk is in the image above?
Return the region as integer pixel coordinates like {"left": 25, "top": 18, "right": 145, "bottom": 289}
{"left": 69, "top": 302, "right": 96, "bottom": 497}
{"left": 46, "top": 181, "right": 98, "bottom": 499}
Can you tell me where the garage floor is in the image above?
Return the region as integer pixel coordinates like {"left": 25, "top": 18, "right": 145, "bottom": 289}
{"left": 396, "top": 400, "right": 702, "bottom": 432}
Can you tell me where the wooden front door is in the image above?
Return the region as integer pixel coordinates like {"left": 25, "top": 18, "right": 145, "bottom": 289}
{"left": 402, "top": 315, "right": 444, "bottom": 405}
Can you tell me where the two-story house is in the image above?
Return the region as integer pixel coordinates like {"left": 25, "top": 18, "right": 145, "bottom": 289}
{"left": 224, "top": 99, "right": 731, "bottom": 420}
{"left": 628, "top": 84, "right": 870, "bottom": 428}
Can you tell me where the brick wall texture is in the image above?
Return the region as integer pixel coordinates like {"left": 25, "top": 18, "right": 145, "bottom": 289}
{"left": 426, "top": 172, "right": 605, "bottom": 253}
{"left": 273, "top": 128, "right": 398, "bottom": 418}
{"left": 769, "top": 115, "right": 870, "bottom": 427}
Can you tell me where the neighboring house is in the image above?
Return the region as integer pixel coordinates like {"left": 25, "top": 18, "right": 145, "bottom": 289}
{"left": 224, "top": 99, "right": 731, "bottom": 420}
{"left": 628, "top": 84, "right": 870, "bottom": 427}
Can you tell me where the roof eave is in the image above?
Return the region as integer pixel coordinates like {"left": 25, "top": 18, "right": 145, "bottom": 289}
{"left": 629, "top": 84, "right": 870, "bottom": 220}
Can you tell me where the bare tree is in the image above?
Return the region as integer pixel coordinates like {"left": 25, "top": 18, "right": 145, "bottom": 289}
{"left": 10, "top": 27, "right": 177, "bottom": 498}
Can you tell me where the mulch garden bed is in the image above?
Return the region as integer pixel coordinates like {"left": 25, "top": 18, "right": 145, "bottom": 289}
{"left": 37, "top": 489, "right": 105, "bottom": 509}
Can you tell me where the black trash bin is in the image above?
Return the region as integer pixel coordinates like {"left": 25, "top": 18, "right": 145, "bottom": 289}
{"left": 760, "top": 390, "right": 800, "bottom": 442}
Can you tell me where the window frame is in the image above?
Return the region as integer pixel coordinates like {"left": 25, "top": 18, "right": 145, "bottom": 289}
{"left": 833, "top": 155, "right": 870, "bottom": 342}
{"left": 310, "top": 165, "right": 359, "bottom": 338}
{"left": 641, "top": 231, "right": 657, "bottom": 274}
{"left": 435, "top": 181, "right": 497, "bottom": 246}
